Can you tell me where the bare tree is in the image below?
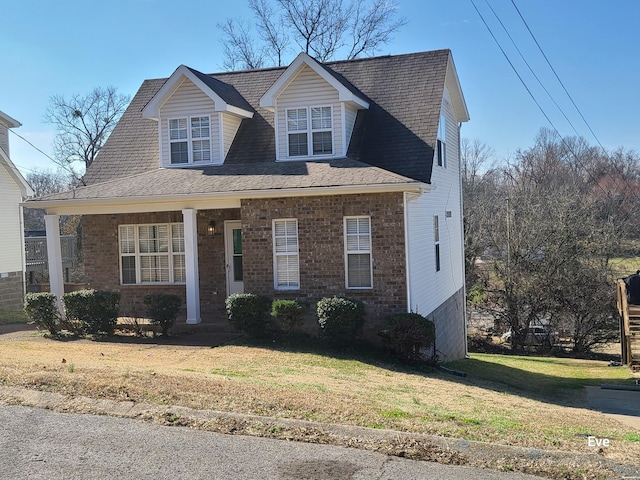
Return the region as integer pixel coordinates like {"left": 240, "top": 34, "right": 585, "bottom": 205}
{"left": 219, "top": 0, "right": 406, "bottom": 69}
{"left": 44, "top": 86, "right": 130, "bottom": 182}
{"left": 23, "top": 169, "right": 72, "bottom": 232}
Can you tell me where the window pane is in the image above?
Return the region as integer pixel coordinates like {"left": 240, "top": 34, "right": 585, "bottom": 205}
{"left": 434, "top": 215, "right": 440, "bottom": 242}
{"left": 119, "top": 225, "right": 135, "bottom": 254}
{"left": 171, "top": 224, "right": 185, "bottom": 253}
{"left": 169, "top": 118, "right": 187, "bottom": 140}
{"left": 191, "top": 116, "right": 209, "bottom": 138}
{"left": 288, "top": 133, "right": 308, "bottom": 156}
{"left": 192, "top": 140, "right": 211, "bottom": 162}
{"left": 276, "top": 255, "right": 299, "bottom": 287}
{"left": 141, "top": 255, "right": 169, "bottom": 282}
{"left": 311, "top": 106, "right": 331, "bottom": 130}
{"left": 139, "top": 225, "right": 168, "bottom": 253}
{"left": 233, "top": 256, "right": 243, "bottom": 281}
{"left": 345, "top": 217, "right": 370, "bottom": 252}
{"left": 287, "top": 109, "right": 307, "bottom": 131}
{"left": 312, "top": 131, "right": 332, "bottom": 155}
{"left": 233, "top": 229, "right": 242, "bottom": 255}
{"left": 121, "top": 256, "right": 136, "bottom": 284}
{"left": 171, "top": 142, "right": 189, "bottom": 164}
{"left": 173, "top": 254, "right": 186, "bottom": 282}
{"left": 348, "top": 254, "right": 371, "bottom": 288}
{"left": 435, "top": 244, "right": 441, "bottom": 272}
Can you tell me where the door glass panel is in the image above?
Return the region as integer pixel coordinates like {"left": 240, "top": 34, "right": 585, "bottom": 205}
{"left": 232, "top": 228, "right": 243, "bottom": 281}
{"left": 233, "top": 256, "right": 243, "bottom": 281}
{"left": 233, "top": 229, "right": 242, "bottom": 254}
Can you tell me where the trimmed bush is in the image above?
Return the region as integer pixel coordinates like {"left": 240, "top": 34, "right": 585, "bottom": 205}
{"left": 316, "top": 296, "right": 364, "bottom": 341}
{"left": 225, "top": 293, "right": 272, "bottom": 336}
{"left": 24, "top": 292, "right": 60, "bottom": 335}
{"left": 381, "top": 312, "right": 435, "bottom": 362}
{"left": 271, "top": 299, "right": 304, "bottom": 334}
{"left": 63, "top": 289, "right": 120, "bottom": 335}
{"left": 143, "top": 293, "right": 182, "bottom": 336}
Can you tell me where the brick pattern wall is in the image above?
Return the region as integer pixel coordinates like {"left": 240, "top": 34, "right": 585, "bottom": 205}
{"left": 0, "top": 271, "right": 24, "bottom": 311}
{"left": 83, "top": 209, "right": 240, "bottom": 321}
{"left": 241, "top": 193, "right": 407, "bottom": 335}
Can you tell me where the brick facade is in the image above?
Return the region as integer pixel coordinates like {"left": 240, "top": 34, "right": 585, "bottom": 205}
{"left": 241, "top": 192, "right": 408, "bottom": 335}
{"left": 0, "top": 271, "right": 24, "bottom": 311}
{"left": 82, "top": 192, "right": 407, "bottom": 335}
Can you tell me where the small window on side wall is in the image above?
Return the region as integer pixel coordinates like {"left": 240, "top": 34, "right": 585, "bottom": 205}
{"left": 437, "top": 113, "right": 447, "bottom": 168}
{"left": 434, "top": 215, "right": 441, "bottom": 272}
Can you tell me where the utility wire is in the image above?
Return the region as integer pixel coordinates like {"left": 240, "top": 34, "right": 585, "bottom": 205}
{"left": 8, "top": 129, "right": 75, "bottom": 176}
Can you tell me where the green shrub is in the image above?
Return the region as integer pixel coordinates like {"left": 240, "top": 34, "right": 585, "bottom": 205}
{"left": 316, "top": 296, "right": 364, "bottom": 341}
{"left": 271, "top": 299, "right": 304, "bottom": 334}
{"left": 63, "top": 289, "right": 120, "bottom": 335}
{"left": 24, "top": 292, "right": 60, "bottom": 335}
{"left": 381, "top": 312, "right": 435, "bottom": 362}
{"left": 143, "top": 293, "right": 182, "bottom": 336}
{"left": 225, "top": 293, "right": 272, "bottom": 336}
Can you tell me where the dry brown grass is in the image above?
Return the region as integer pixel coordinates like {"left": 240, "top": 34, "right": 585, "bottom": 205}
{"left": 0, "top": 329, "right": 639, "bottom": 468}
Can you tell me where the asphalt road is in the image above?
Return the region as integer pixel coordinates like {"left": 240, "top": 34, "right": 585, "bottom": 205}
{"left": 0, "top": 405, "right": 544, "bottom": 479}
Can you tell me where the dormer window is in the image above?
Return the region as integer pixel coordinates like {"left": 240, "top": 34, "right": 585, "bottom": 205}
{"left": 169, "top": 116, "right": 211, "bottom": 164}
{"left": 286, "top": 106, "right": 333, "bottom": 157}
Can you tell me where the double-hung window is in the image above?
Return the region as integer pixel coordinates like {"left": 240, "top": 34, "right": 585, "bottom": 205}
{"left": 344, "top": 216, "right": 372, "bottom": 289}
{"left": 437, "top": 113, "right": 446, "bottom": 168}
{"left": 169, "top": 116, "right": 211, "bottom": 164}
{"left": 286, "top": 106, "right": 333, "bottom": 157}
{"left": 273, "top": 219, "right": 299, "bottom": 289}
{"left": 119, "top": 223, "right": 185, "bottom": 284}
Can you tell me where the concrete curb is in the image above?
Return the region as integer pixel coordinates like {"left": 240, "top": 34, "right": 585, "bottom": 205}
{"left": 1, "top": 385, "right": 639, "bottom": 478}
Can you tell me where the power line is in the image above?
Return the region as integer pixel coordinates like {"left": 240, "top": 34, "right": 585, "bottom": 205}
{"left": 8, "top": 129, "right": 75, "bottom": 176}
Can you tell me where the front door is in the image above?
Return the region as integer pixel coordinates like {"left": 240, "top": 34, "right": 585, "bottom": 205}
{"left": 225, "top": 221, "right": 244, "bottom": 296}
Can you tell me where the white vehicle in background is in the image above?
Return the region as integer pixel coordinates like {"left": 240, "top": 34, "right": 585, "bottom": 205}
{"left": 502, "top": 324, "right": 556, "bottom": 350}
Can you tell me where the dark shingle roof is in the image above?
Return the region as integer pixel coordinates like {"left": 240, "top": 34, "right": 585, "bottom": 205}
{"left": 34, "top": 159, "right": 418, "bottom": 203}
{"left": 84, "top": 50, "right": 452, "bottom": 187}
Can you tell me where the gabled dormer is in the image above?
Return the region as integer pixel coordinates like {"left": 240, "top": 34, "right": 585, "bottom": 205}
{"left": 142, "top": 65, "right": 253, "bottom": 167}
{"left": 260, "top": 53, "right": 369, "bottom": 161}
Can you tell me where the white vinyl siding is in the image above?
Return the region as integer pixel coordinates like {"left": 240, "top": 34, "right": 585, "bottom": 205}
{"left": 344, "top": 216, "right": 372, "bottom": 289}
{"left": 344, "top": 104, "right": 359, "bottom": 151}
{"left": 119, "top": 223, "right": 185, "bottom": 285}
{"left": 159, "top": 78, "right": 220, "bottom": 166}
{"left": 221, "top": 112, "right": 243, "bottom": 159}
{"left": 0, "top": 165, "right": 24, "bottom": 272}
{"left": 276, "top": 64, "right": 342, "bottom": 160}
{"left": 273, "top": 219, "right": 299, "bottom": 289}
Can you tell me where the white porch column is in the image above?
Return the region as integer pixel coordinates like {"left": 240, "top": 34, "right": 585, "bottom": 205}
{"left": 44, "top": 214, "right": 65, "bottom": 315}
{"left": 182, "top": 209, "right": 201, "bottom": 324}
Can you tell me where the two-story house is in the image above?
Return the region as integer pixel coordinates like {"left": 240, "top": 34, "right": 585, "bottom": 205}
{"left": 26, "top": 50, "right": 470, "bottom": 360}
{"left": 0, "top": 111, "right": 33, "bottom": 310}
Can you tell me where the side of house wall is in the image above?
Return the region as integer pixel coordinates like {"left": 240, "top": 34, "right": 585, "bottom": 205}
{"left": 0, "top": 163, "right": 26, "bottom": 310}
{"left": 241, "top": 192, "right": 407, "bottom": 337}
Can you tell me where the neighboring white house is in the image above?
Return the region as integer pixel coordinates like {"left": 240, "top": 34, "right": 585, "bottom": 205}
{"left": 0, "top": 111, "right": 33, "bottom": 310}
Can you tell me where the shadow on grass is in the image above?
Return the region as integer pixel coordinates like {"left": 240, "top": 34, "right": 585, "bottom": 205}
{"left": 25, "top": 324, "right": 637, "bottom": 411}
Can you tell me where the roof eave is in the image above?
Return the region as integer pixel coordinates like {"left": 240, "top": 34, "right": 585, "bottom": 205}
{"left": 24, "top": 182, "right": 426, "bottom": 215}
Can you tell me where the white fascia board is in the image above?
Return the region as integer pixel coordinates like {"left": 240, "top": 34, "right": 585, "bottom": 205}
{"left": 445, "top": 55, "right": 470, "bottom": 123}
{"left": 24, "top": 182, "right": 427, "bottom": 216}
{"left": 260, "top": 52, "right": 369, "bottom": 110}
{"left": 142, "top": 65, "right": 253, "bottom": 120}
{"left": 0, "top": 147, "right": 34, "bottom": 197}
{"left": 0, "top": 111, "right": 21, "bottom": 128}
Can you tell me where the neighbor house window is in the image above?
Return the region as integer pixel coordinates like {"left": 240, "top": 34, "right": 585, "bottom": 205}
{"left": 273, "top": 219, "right": 299, "bottom": 289}
{"left": 434, "top": 215, "right": 441, "bottom": 272}
{"left": 119, "top": 223, "right": 185, "bottom": 284}
{"left": 169, "top": 116, "right": 211, "bottom": 164}
{"left": 286, "top": 106, "right": 333, "bottom": 157}
{"left": 437, "top": 113, "right": 446, "bottom": 167}
{"left": 344, "top": 216, "right": 372, "bottom": 289}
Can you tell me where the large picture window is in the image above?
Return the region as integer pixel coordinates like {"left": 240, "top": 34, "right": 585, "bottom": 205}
{"left": 169, "top": 116, "right": 211, "bottom": 164}
{"left": 119, "top": 223, "right": 185, "bottom": 284}
{"left": 273, "top": 219, "right": 299, "bottom": 289}
{"left": 344, "top": 216, "right": 372, "bottom": 289}
{"left": 286, "top": 106, "right": 333, "bottom": 158}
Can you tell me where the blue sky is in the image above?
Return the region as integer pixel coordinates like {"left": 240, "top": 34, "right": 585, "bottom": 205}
{"left": 2, "top": 0, "right": 638, "bottom": 176}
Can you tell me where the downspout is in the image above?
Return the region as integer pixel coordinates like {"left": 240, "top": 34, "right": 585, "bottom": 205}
{"left": 458, "top": 121, "right": 469, "bottom": 357}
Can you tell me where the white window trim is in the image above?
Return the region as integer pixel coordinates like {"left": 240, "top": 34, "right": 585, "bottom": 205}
{"left": 167, "top": 115, "right": 213, "bottom": 166}
{"left": 272, "top": 218, "right": 300, "bottom": 290}
{"left": 437, "top": 113, "right": 447, "bottom": 168}
{"left": 119, "top": 223, "right": 186, "bottom": 285}
{"left": 434, "top": 215, "right": 441, "bottom": 273}
{"left": 284, "top": 105, "right": 334, "bottom": 159}
{"left": 344, "top": 216, "right": 373, "bottom": 289}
